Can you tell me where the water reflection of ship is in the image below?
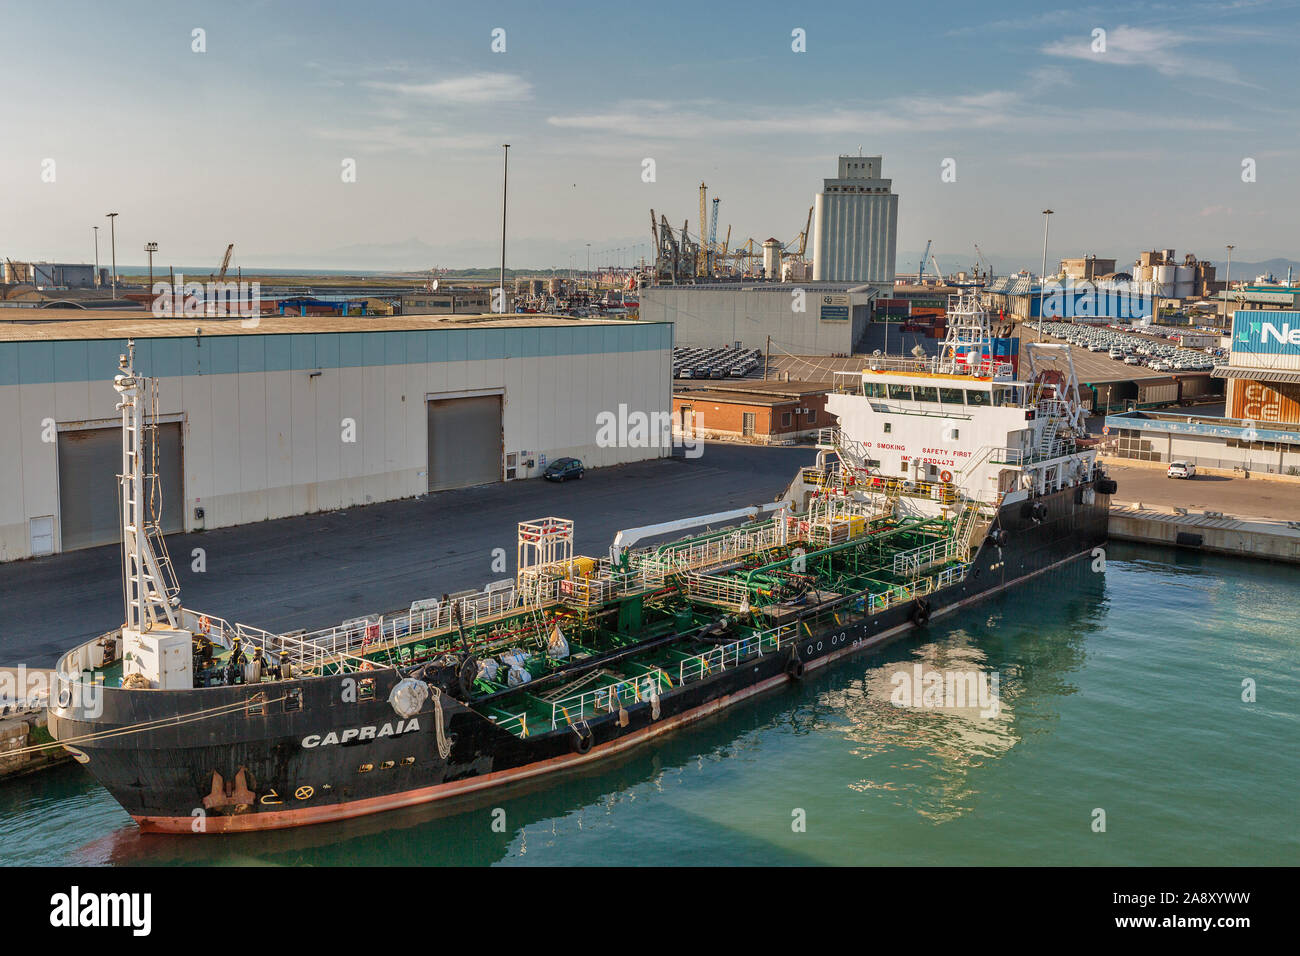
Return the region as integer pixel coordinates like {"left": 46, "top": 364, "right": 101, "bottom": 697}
{"left": 804, "top": 559, "right": 1107, "bottom": 822}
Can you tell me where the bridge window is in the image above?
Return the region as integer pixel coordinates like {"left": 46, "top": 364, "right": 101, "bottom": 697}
{"left": 863, "top": 382, "right": 887, "bottom": 398}
{"left": 938, "top": 387, "right": 965, "bottom": 405}
{"left": 914, "top": 386, "right": 939, "bottom": 403}
{"left": 966, "top": 390, "right": 991, "bottom": 407}
{"left": 887, "top": 384, "right": 914, "bottom": 401}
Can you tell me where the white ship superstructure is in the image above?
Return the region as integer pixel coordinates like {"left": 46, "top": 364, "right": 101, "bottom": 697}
{"left": 816, "top": 287, "right": 1100, "bottom": 517}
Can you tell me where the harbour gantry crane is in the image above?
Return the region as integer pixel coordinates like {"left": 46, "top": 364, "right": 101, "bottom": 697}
{"left": 917, "top": 239, "right": 932, "bottom": 285}
{"left": 709, "top": 197, "right": 720, "bottom": 275}
{"left": 697, "top": 183, "right": 709, "bottom": 276}
{"left": 785, "top": 205, "right": 814, "bottom": 258}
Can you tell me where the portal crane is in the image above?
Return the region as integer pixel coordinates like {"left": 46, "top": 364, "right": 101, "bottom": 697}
{"left": 211, "top": 243, "right": 234, "bottom": 283}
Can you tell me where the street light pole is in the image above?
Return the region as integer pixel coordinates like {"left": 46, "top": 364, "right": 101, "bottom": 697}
{"left": 1225, "top": 244, "right": 1234, "bottom": 329}
{"left": 1038, "top": 208, "right": 1053, "bottom": 342}
{"left": 93, "top": 226, "right": 100, "bottom": 288}
{"left": 144, "top": 242, "right": 158, "bottom": 293}
{"left": 106, "top": 212, "right": 119, "bottom": 299}
{"left": 500, "top": 144, "right": 510, "bottom": 314}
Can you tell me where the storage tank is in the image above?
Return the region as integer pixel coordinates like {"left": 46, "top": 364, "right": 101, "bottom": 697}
{"left": 1155, "top": 264, "right": 1177, "bottom": 297}
{"left": 1174, "top": 265, "right": 1194, "bottom": 299}
{"left": 762, "top": 238, "right": 782, "bottom": 282}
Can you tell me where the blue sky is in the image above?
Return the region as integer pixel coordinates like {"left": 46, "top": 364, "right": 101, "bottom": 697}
{"left": 3, "top": 0, "right": 1298, "bottom": 272}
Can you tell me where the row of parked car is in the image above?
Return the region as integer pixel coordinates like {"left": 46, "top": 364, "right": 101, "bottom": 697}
{"left": 674, "top": 346, "right": 763, "bottom": 380}
{"left": 1029, "top": 322, "right": 1223, "bottom": 372}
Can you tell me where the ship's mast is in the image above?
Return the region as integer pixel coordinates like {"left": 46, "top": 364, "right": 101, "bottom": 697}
{"left": 936, "top": 285, "right": 996, "bottom": 375}
{"left": 113, "top": 340, "right": 181, "bottom": 630}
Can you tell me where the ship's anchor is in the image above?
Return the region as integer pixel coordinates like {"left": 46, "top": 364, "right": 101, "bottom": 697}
{"left": 202, "top": 768, "right": 256, "bottom": 813}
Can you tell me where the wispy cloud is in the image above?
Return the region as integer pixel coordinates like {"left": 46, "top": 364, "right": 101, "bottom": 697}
{"left": 311, "top": 123, "right": 499, "bottom": 155}
{"left": 549, "top": 91, "right": 1029, "bottom": 139}
{"left": 1042, "top": 25, "right": 1256, "bottom": 86}
{"left": 365, "top": 72, "right": 533, "bottom": 104}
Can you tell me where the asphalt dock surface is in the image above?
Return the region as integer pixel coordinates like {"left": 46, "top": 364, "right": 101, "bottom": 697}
{"left": 0, "top": 444, "right": 816, "bottom": 667}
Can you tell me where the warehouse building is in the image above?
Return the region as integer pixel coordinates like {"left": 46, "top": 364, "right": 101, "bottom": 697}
{"left": 0, "top": 313, "right": 671, "bottom": 561}
{"left": 1214, "top": 308, "right": 1300, "bottom": 423}
{"left": 639, "top": 282, "right": 876, "bottom": 356}
{"left": 1104, "top": 411, "right": 1300, "bottom": 476}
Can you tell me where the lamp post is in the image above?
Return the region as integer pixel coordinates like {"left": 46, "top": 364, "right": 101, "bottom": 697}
{"left": 1038, "top": 208, "right": 1053, "bottom": 341}
{"left": 499, "top": 144, "right": 509, "bottom": 314}
{"left": 93, "top": 226, "right": 100, "bottom": 288}
{"left": 106, "top": 212, "right": 119, "bottom": 299}
{"left": 1224, "top": 244, "right": 1234, "bottom": 329}
{"left": 144, "top": 242, "right": 158, "bottom": 293}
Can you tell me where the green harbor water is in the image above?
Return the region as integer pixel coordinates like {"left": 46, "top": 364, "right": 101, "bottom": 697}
{"left": 2, "top": 542, "right": 1296, "bottom": 867}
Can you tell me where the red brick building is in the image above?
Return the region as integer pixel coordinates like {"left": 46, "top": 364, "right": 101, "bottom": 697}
{"left": 672, "top": 381, "right": 837, "bottom": 443}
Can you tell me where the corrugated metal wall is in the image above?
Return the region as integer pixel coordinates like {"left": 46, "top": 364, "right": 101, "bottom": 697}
{"left": 1229, "top": 379, "right": 1300, "bottom": 423}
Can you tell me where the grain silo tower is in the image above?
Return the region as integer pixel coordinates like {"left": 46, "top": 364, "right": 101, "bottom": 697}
{"left": 811, "top": 154, "right": 898, "bottom": 285}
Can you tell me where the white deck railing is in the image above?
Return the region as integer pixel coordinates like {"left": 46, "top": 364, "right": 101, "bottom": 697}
{"left": 550, "top": 668, "right": 672, "bottom": 729}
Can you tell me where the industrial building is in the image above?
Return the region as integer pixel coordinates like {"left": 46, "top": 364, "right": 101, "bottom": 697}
{"left": 0, "top": 312, "right": 671, "bottom": 561}
{"left": 1060, "top": 257, "right": 1119, "bottom": 281}
{"left": 811, "top": 155, "right": 898, "bottom": 285}
{"left": 1105, "top": 411, "right": 1300, "bottom": 476}
{"left": 400, "top": 288, "right": 492, "bottom": 315}
{"left": 1214, "top": 309, "right": 1300, "bottom": 423}
{"left": 1131, "top": 250, "right": 1219, "bottom": 299}
{"left": 1, "top": 261, "right": 102, "bottom": 289}
{"left": 1103, "top": 309, "right": 1300, "bottom": 475}
{"left": 638, "top": 282, "right": 876, "bottom": 355}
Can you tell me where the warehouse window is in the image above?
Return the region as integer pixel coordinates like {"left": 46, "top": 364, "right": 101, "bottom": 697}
{"left": 807, "top": 409, "right": 817, "bottom": 424}
{"left": 781, "top": 411, "right": 792, "bottom": 427}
